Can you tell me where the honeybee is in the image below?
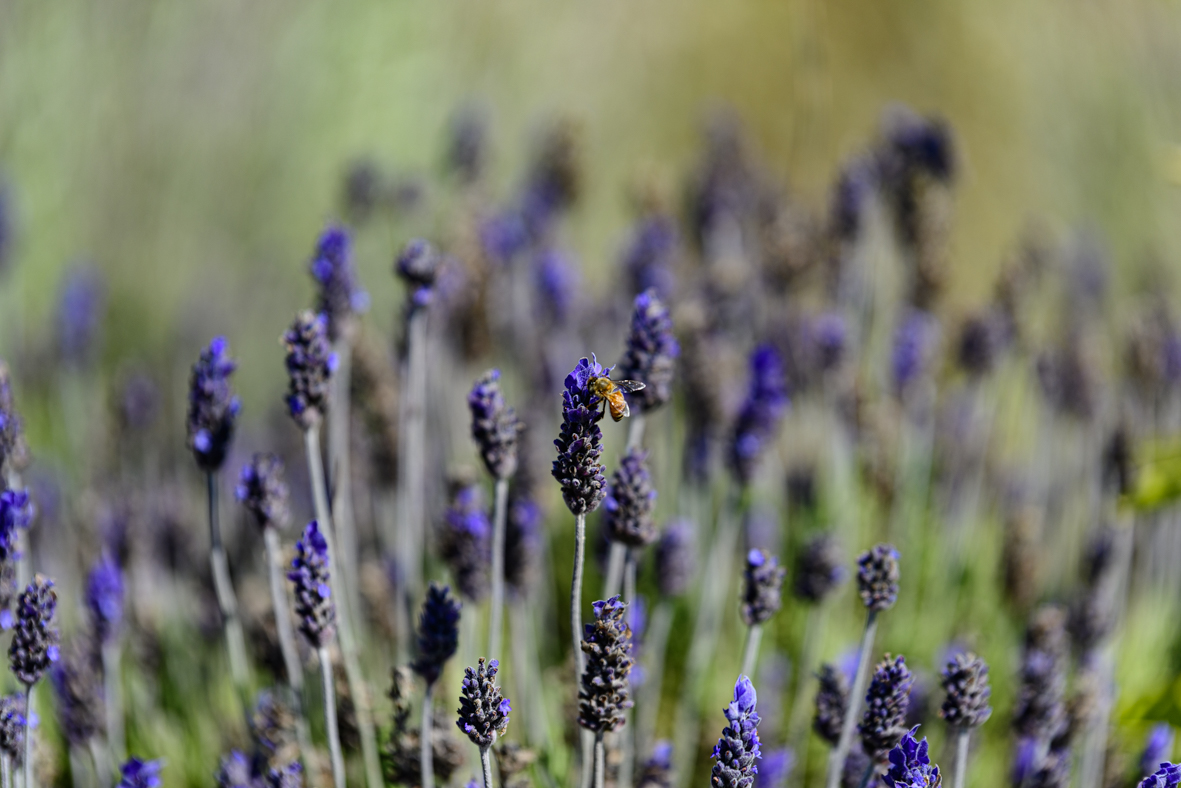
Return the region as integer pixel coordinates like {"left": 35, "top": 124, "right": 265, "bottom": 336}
{"left": 589, "top": 375, "right": 646, "bottom": 422}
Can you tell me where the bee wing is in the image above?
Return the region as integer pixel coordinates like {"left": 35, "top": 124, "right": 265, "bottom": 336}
{"left": 613, "top": 380, "right": 646, "bottom": 393}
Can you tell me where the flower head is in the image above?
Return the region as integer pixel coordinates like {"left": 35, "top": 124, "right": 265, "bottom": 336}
{"left": 468, "top": 370, "right": 523, "bottom": 480}
{"left": 287, "top": 522, "right": 335, "bottom": 649}
{"left": 0, "top": 362, "right": 29, "bottom": 476}
{"left": 939, "top": 652, "right": 992, "bottom": 730}
{"left": 236, "top": 454, "right": 291, "bottom": 531}
{"left": 186, "top": 337, "right": 241, "bottom": 471}
{"left": 413, "top": 583, "right": 461, "bottom": 687}
{"left": 118, "top": 758, "right": 163, "bottom": 788}
{"left": 1141, "top": 763, "right": 1181, "bottom": 788}
{"left": 615, "top": 289, "right": 679, "bottom": 413}
{"left": 710, "top": 675, "right": 761, "bottom": 788}
{"left": 858, "top": 544, "right": 901, "bottom": 613}
{"left": 440, "top": 480, "right": 491, "bottom": 602}
{"left": 395, "top": 239, "right": 440, "bottom": 311}
{"left": 9, "top": 574, "right": 59, "bottom": 687}
{"left": 1012, "top": 606, "right": 1068, "bottom": 741}
{"left": 309, "top": 224, "right": 368, "bottom": 343}
{"left": 741, "top": 549, "right": 786, "bottom": 626}
{"left": 552, "top": 356, "right": 609, "bottom": 515}
{"left": 892, "top": 311, "right": 939, "bottom": 395}
{"left": 50, "top": 644, "right": 102, "bottom": 747}
{"left": 727, "top": 345, "right": 789, "bottom": 486}
{"left": 814, "top": 664, "right": 849, "bottom": 746}
{"left": 794, "top": 534, "right": 846, "bottom": 603}
{"left": 859, "top": 654, "right": 914, "bottom": 762}
{"left": 882, "top": 727, "right": 941, "bottom": 788}
{"left": 504, "top": 490, "right": 543, "bottom": 599}
{"left": 283, "top": 311, "right": 338, "bottom": 429}
{"left": 86, "top": 553, "right": 124, "bottom": 644}
{"left": 216, "top": 751, "right": 253, "bottom": 788}
{"left": 456, "top": 657, "right": 511, "bottom": 748}
{"left": 1142, "top": 726, "right": 1176, "bottom": 779}
{"left": 578, "top": 595, "right": 634, "bottom": 733}
{"left": 264, "top": 762, "right": 304, "bottom": 788}
{"left": 604, "top": 448, "right": 658, "bottom": 548}
{"left": 0, "top": 694, "right": 24, "bottom": 765}
{"left": 654, "top": 521, "right": 696, "bottom": 598}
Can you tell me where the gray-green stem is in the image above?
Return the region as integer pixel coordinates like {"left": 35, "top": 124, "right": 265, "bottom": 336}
{"left": 953, "top": 729, "right": 969, "bottom": 788}
{"left": 2, "top": 751, "right": 9, "bottom": 788}
{"left": 397, "top": 309, "right": 429, "bottom": 600}
{"left": 571, "top": 512, "right": 590, "bottom": 788}
{"left": 635, "top": 601, "right": 673, "bottom": 761}
{"left": 305, "top": 426, "right": 383, "bottom": 788}
{"left": 23, "top": 685, "right": 33, "bottom": 788}
{"left": 318, "top": 649, "right": 346, "bottom": 788}
{"left": 489, "top": 478, "right": 509, "bottom": 663}
{"left": 101, "top": 640, "right": 124, "bottom": 764}
{"left": 619, "top": 551, "right": 638, "bottom": 788}
{"left": 856, "top": 759, "right": 874, "bottom": 788}
{"left": 89, "top": 739, "right": 109, "bottom": 788}
{"left": 206, "top": 472, "right": 249, "bottom": 692}
{"left": 592, "top": 733, "right": 605, "bottom": 788}
{"left": 787, "top": 603, "right": 825, "bottom": 778}
{"left": 741, "top": 624, "right": 763, "bottom": 680}
{"left": 329, "top": 342, "right": 361, "bottom": 634}
{"left": 421, "top": 683, "right": 435, "bottom": 788}
{"left": 826, "top": 611, "right": 879, "bottom": 788}
{"left": 480, "top": 745, "right": 494, "bottom": 788}
{"left": 603, "top": 544, "right": 626, "bottom": 600}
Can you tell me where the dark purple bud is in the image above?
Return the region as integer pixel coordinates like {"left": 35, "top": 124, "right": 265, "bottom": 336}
{"left": 341, "top": 160, "right": 384, "bottom": 225}
{"left": 1140, "top": 762, "right": 1181, "bottom": 788}
{"left": 710, "top": 675, "right": 761, "bottom": 788}
{"left": 882, "top": 727, "right": 941, "bottom": 788}
{"left": 309, "top": 224, "right": 368, "bottom": 343}
{"left": 1013, "top": 606, "right": 1068, "bottom": 742}
{"left": 440, "top": 481, "right": 491, "bottom": 603}
{"left": 118, "top": 758, "right": 163, "bottom": 788}
{"left": 50, "top": 644, "right": 102, "bottom": 747}
{"left": 283, "top": 311, "right": 337, "bottom": 429}
{"left": 858, "top": 654, "right": 914, "bottom": 763}
{"left": 552, "top": 356, "right": 608, "bottom": 515}
{"left": 413, "top": 583, "right": 461, "bottom": 687}
{"left": 604, "top": 448, "right": 657, "bottom": 548}
{"left": 957, "top": 312, "right": 1003, "bottom": 377}
{"left": 468, "top": 370, "right": 522, "bottom": 480}
{"left": 216, "top": 751, "right": 253, "bottom": 788}
{"left": 86, "top": 553, "right": 123, "bottom": 644}
{"left": 186, "top": 337, "right": 241, "bottom": 472}
{"left": 654, "top": 521, "right": 696, "bottom": 598}
{"left": 0, "top": 362, "right": 29, "bottom": 476}
{"left": 395, "top": 239, "right": 440, "bottom": 310}
{"left": 728, "top": 345, "right": 789, "bottom": 486}
{"left": 287, "top": 522, "right": 335, "bottom": 649}
{"left": 858, "top": 544, "right": 900, "bottom": 613}
{"left": 741, "top": 549, "right": 786, "bottom": 626}
{"left": 1141, "top": 725, "right": 1175, "bottom": 778}
{"left": 939, "top": 653, "right": 991, "bottom": 730}
{"left": 236, "top": 454, "right": 291, "bottom": 531}
{"left": 55, "top": 263, "right": 106, "bottom": 368}
{"left": 616, "top": 289, "right": 679, "bottom": 413}
{"left": 456, "top": 657, "right": 511, "bottom": 748}
{"left": 9, "top": 574, "right": 58, "bottom": 687}
{"left": 814, "top": 664, "right": 849, "bottom": 746}
{"left": 578, "top": 595, "right": 633, "bottom": 733}
{"left": 794, "top": 534, "right": 846, "bottom": 603}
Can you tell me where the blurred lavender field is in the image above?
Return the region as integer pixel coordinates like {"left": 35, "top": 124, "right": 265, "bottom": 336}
{"left": 2, "top": 2, "right": 1181, "bottom": 788}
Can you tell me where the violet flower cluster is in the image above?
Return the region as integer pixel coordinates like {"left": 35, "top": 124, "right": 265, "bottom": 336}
{"left": 283, "top": 311, "right": 338, "bottom": 429}
{"left": 615, "top": 289, "right": 679, "bottom": 413}
{"left": 604, "top": 448, "right": 657, "bottom": 548}
{"left": 468, "top": 369, "right": 522, "bottom": 481}
{"left": 552, "top": 356, "right": 608, "bottom": 515}
{"left": 456, "top": 657, "right": 511, "bottom": 748}
{"left": 287, "top": 522, "right": 335, "bottom": 649}
{"left": 236, "top": 453, "right": 291, "bottom": 531}
{"left": 711, "top": 675, "right": 761, "bottom": 788}
{"left": 186, "top": 337, "right": 241, "bottom": 472}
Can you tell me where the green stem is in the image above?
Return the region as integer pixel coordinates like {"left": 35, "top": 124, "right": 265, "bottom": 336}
{"left": 319, "top": 649, "right": 346, "bottom": 788}
{"left": 489, "top": 478, "right": 509, "bottom": 663}
{"left": 421, "top": 683, "right": 435, "bottom": 788}
{"left": 206, "top": 472, "right": 249, "bottom": 692}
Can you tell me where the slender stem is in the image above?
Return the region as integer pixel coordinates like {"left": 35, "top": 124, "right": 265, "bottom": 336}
{"left": 206, "top": 472, "right": 250, "bottom": 691}
{"left": 636, "top": 602, "right": 673, "bottom": 761}
{"left": 592, "top": 733, "right": 605, "bottom": 788}
{"left": 398, "top": 309, "right": 429, "bottom": 599}
{"left": 2, "top": 752, "right": 9, "bottom": 788}
{"left": 619, "top": 551, "right": 637, "bottom": 788}
{"left": 480, "top": 746, "right": 494, "bottom": 788}
{"left": 23, "top": 686, "right": 32, "bottom": 788}
{"left": 88, "top": 739, "right": 109, "bottom": 788}
{"left": 305, "top": 427, "right": 383, "bottom": 788}
{"left": 265, "top": 528, "right": 305, "bottom": 692}
{"left": 420, "top": 683, "right": 435, "bottom": 788}
{"left": 318, "top": 649, "right": 346, "bottom": 788}
{"left": 329, "top": 343, "right": 360, "bottom": 635}
{"left": 741, "top": 625, "right": 763, "bottom": 680}
{"left": 603, "top": 544, "right": 625, "bottom": 601}
{"left": 489, "top": 478, "right": 509, "bottom": 663}
{"left": 71, "top": 750, "right": 85, "bottom": 788}
{"left": 953, "top": 729, "right": 969, "bottom": 788}
{"left": 7, "top": 472, "right": 27, "bottom": 592}
{"left": 570, "top": 513, "right": 587, "bottom": 677}
{"left": 100, "top": 641, "right": 124, "bottom": 764}
{"left": 826, "top": 612, "right": 879, "bottom": 788}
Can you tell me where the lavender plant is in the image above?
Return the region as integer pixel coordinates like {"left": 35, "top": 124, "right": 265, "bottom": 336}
{"left": 456, "top": 658, "right": 511, "bottom": 788}
{"left": 10, "top": 575, "right": 58, "bottom": 788}
{"left": 739, "top": 549, "right": 785, "bottom": 677}
{"left": 881, "top": 727, "right": 941, "bottom": 788}
{"left": 939, "top": 653, "right": 991, "bottom": 788}
{"left": 413, "top": 584, "right": 461, "bottom": 788}
{"left": 710, "top": 675, "right": 761, "bottom": 788}
{"left": 602, "top": 447, "right": 656, "bottom": 600}
{"left": 0, "top": 694, "right": 24, "bottom": 788}
{"left": 579, "top": 596, "right": 633, "bottom": 788}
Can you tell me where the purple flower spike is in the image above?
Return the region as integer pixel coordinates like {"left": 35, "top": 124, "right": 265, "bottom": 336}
{"left": 1142, "top": 726, "right": 1176, "bottom": 779}
{"left": 794, "top": 534, "right": 846, "bottom": 604}
{"left": 711, "top": 675, "right": 761, "bottom": 788}
{"left": 309, "top": 224, "right": 368, "bottom": 343}
{"left": 0, "top": 362, "right": 29, "bottom": 476}
{"left": 468, "top": 369, "right": 523, "bottom": 481}
{"left": 1140, "top": 763, "right": 1181, "bottom": 788}
{"left": 283, "top": 311, "right": 336, "bottom": 429}
{"left": 604, "top": 448, "right": 657, "bottom": 548}
{"left": 616, "top": 289, "right": 679, "bottom": 413}
{"left": 882, "top": 727, "right": 941, "bottom": 788}
{"left": 654, "top": 521, "right": 696, "bottom": 598}
{"left": 456, "top": 657, "right": 511, "bottom": 748}
{"left": 412, "top": 583, "right": 461, "bottom": 687}
{"left": 440, "top": 481, "right": 491, "bottom": 602}
{"left": 86, "top": 553, "right": 124, "bottom": 644}
{"left": 287, "top": 522, "right": 335, "bottom": 649}
{"left": 858, "top": 544, "right": 901, "bottom": 613}
{"left": 236, "top": 453, "right": 291, "bottom": 531}
{"left": 579, "top": 595, "right": 633, "bottom": 733}
{"left": 186, "top": 337, "right": 241, "bottom": 471}
{"left": 118, "top": 758, "right": 163, "bottom": 788}
{"left": 814, "top": 664, "right": 849, "bottom": 746}
{"left": 741, "top": 550, "right": 786, "bottom": 626}
{"left": 727, "top": 345, "right": 789, "bottom": 486}
{"left": 859, "top": 654, "right": 914, "bottom": 763}
{"left": 9, "top": 574, "right": 58, "bottom": 687}
{"left": 395, "top": 239, "right": 440, "bottom": 311}
{"left": 552, "top": 356, "right": 609, "bottom": 515}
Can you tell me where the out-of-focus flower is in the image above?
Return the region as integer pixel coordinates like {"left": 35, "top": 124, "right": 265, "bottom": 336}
{"left": 604, "top": 448, "right": 657, "bottom": 548}
{"left": 86, "top": 553, "right": 123, "bottom": 644}
{"left": 621, "top": 215, "right": 678, "bottom": 300}
{"left": 858, "top": 544, "right": 900, "bottom": 613}
{"left": 395, "top": 239, "right": 441, "bottom": 311}
{"left": 118, "top": 758, "right": 163, "bottom": 788}
{"left": 447, "top": 104, "right": 489, "bottom": 185}
{"left": 814, "top": 664, "right": 849, "bottom": 746}
{"left": 794, "top": 534, "right": 846, "bottom": 604}
{"left": 412, "top": 584, "right": 461, "bottom": 687}
{"left": 287, "top": 522, "right": 335, "bottom": 649}
{"left": 50, "top": 643, "right": 102, "bottom": 748}
{"left": 654, "top": 521, "right": 696, "bottom": 598}
{"left": 1141, "top": 725, "right": 1175, "bottom": 779}
{"left": 755, "top": 748, "right": 794, "bottom": 788}
{"left": 638, "top": 741, "right": 673, "bottom": 788}
{"left": 859, "top": 654, "right": 914, "bottom": 762}
{"left": 740, "top": 549, "right": 786, "bottom": 626}
{"left": 186, "top": 337, "right": 241, "bottom": 472}
{"left": 728, "top": 345, "right": 789, "bottom": 486}
{"left": 1140, "top": 762, "right": 1181, "bottom": 788}
{"left": 9, "top": 574, "right": 59, "bottom": 687}
{"left": 0, "top": 362, "right": 29, "bottom": 476}
{"left": 440, "top": 480, "right": 491, "bottom": 603}
{"left": 56, "top": 263, "right": 107, "bottom": 368}
{"left": 939, "top": 653, "right": 991, "bottom": 731}
{"left": 283, "top": 311, "right": 338, "bottom": 430}
{"left": 892, "top": 310, "right": 939, "bottom": 395}
{"left": 468, "top": 370, "right": 522, "bottom": 481}
{"left": 309, "top": 224, "right": 368, "bottom": 344}
{"left": 236, "top": 454, "right": 291, "bottom": 531}
{"left": 616, "top": 289, "right": 679, "bottom": 414}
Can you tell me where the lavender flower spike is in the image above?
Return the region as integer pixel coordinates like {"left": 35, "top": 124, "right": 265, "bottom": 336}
{"left": 50, "top": 645, "right": 102, "bottom": 748}
{"left": 468, "top": 370, "right": 522, "bottom": 481}
{"left": 654, "top": 521, "right": 696, "bottom": 598}
{"left": 741, "top": 550, "right": 786, "bottom": 626}
{"left": 711, "top": 675, "right": 762, "bottom": 788}
{"left": 309, "top": 224, "right": 368, "bottom": 343}
{"left": 882, "top": 727, "right": 941, "bottom": 788}
{"left": 0, "top": 694, "right": 24, "bottom": 766}
{"left": 396, "top": 239, "right": 441, "bottom": 311}
{"left": 859, "top": 654, "right": 914, "bottom": 763}
{"left": 85, "top": 553, "right": 124, "bottom": 644}
{"left": 939, "top": 653, "right": 991, "bottom": 730}
{"left": 186, "top": 337, "right": 241, "bottom": 472}
{"left": 9, "top": 575, "right": 58, "bottom": 687}
{"left": 727, "top": 345, "right": 789, "bottom": 486}
{"left": 616, "top": 289, "right": 679, "bottom": 414}
{"left": 413, "top": 584, "right": 461, "bottom": 687}
{"left": 283, "top": 311, "right": 338, "bottom": 429}
{"left": 287, "top": 522, "right": 335, "bottom": 649}
{"left": 236, "top": 453, "right": 292, "bottom": 531}
{"left": 456, "top": 658, "right": 511, "bottom": 747}
{"left": 552, "top": 355, "right": 609, "bottom": 515}
{"left": 795, "top": 534, "right": 847, "bottom": 604}
{"left": 858, "top": 544, "right": 901, "bottom": 613}
{"left": 1142, "top": 726, "right": 1175, "bottom": 778}
{"left": 440, "top": 481, "right": 491, "bottom": 603}
{"left": 579, "top": 595, "right": 634, "bottom": 733}
{"left": 1139, "top": 763, "right": 1181, "bottom": 788}
{"left": 814, "top": 664, "right": 849, "bottom": 746}
{"left": 118, "top": 758, "right": 163, "bottom": 788}
{"left": 604, "top": 448, "right": 658, "bottom": 548}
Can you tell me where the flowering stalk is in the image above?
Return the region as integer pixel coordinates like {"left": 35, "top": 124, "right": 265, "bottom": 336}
{"left": 11, "top": 575, "right": 58, "bottom": 788}
{"left": 86, "top": 554, "right": 125, "bottom": 763}
{"left": 710, "top": 675, "right": 761, "bottom": 788}
{"left": 579, "top": 597, "right": 634, "bottom": 788}
{"left": 456, "top": 658, "right": 511, "bottom": 788}
{"left": 939, "top": 652, "right": 991, "bottom": 788}
{"left": 413, "top": 584, "right": 461, "bottom": 788}
{"left": 740, "top": 550, "right": 785, "bottom": 679}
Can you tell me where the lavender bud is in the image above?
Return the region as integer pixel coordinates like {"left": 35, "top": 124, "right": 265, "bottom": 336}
{"left": 882, "top": 727, "right": 941, "bottom": 788}
{"left": 728, "top": 345, "right": 789, "bottom": 486}
{"left": 552, "top": 356, "right": 608, "bottom": 515}
{"left": 118, "top": 758, "right": 163, "bottom": 788}
{"left": 638, "top": 741, "right": 674, "bottom": 788}
{"left": 654, "top": 521, "right": 696, "bottom": 598}
{"left": 794, "top": 534, "right": 846, "bottom": 603}
{"left": 892, "top": 311, "right": 939, "bottom": 395}
{"left": 604, "top": 448, "right": 657, "bottom": 548}
{"left": 468, "top": 370, "right": 522, "bottom": 480}
{"left": 287, "top": 522, "right": 335, "bottom": 649}
{"left": 504, "top": 490, "right": 542, "bottom": 599}
{"left": 578, "top": 595, "right": 634, "bottom": 733}
{"left": 413, "top": 583, "right": 461, "bottom": 687}
{"left": 9, "top": 574, "right": 59, "bottom": 687}
{"left": 1141, "top": 763, "right": 1181, "bottom": 788}
{"left": 395, "top": 239, "right": 440, "bottom": 311}
{"left": 0, "top": 362, "right": 29, "bottom": 476}
{"left": 1142, "top": 725, "right": 1175, "bottom": 778}
{"left": 236, "top": 454, "right": 291, "bottom": 531}
{"left": 939, "top": 653, "right": 991, "bottom": 730}
{"left": 251, "top": 689, "right": 299, "bottom": 767}
{"left": 858, "top": 544, "right": 900, "bottom": 613}
{"left": 0, "top": 695, "right": 24, "bottom": 765}
{"left": 85, "top": 553, "right": 124, "bottom": 644}
{"left": 456, "top": 657, "right": 511, "bottom": 748}
{"left": 741, "top": 550, "right": 786, "bottom": 626}
{"left": 215, "top": 751, "right": 253, "bottom": 788}
{"left": 813, "top": 664, "right": 849, "bottom": 746}
{"left": 859, "top": 654, "right": 914, "bottom": 762}
{"left": 186, "top": 337, "right": 241, "bottom": 471}
{"left": 615, "top": 290, "right": 679, "bottom": 413}
{"left": 55, "top": 264, "right": 106, "bottom": 368}
{"left": 309, "top": 224, "right": 368, "bottom": 343}
{"left": 440, "top": 480, "right": 491, "bottom": 602}
{"left": 710, "top": 675, "right": 761, "bottom": 788}
{"left": 283, "top": 311, "right": 337, "bottom": 429}
{"left": 50, "top": 644, "right": 102, "bottom": 747}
